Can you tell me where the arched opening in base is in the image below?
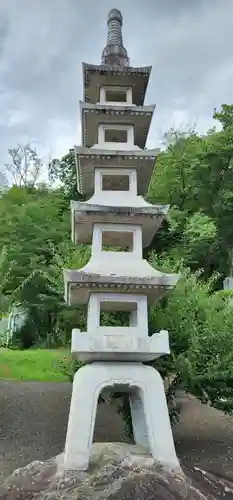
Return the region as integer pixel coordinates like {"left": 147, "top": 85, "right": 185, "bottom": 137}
{"left": 64, "top": 363, "right": 179, "bottom": 470}
{"left": 93, "top": 384, "right": 149, "bottom": 451}
{"left": 93, "top": 389, "right": 133, "bottom": 444}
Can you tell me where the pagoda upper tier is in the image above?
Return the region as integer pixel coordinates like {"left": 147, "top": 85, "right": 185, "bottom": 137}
{"left": 83, "top": 63, "right": 151, "bottom": 107}
{"left": 80, "top": 101, "right": 155, "bottom": 150}
{"left": 76, "top": 9, "right": 157, "bottom": 196}
{"left": 83, "top": 8, "right": 151, "bottom": 106}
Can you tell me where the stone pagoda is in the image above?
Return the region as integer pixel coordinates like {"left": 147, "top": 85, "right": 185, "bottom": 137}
{"left": 63, "top": 8, "right": 180, "bottom": 471}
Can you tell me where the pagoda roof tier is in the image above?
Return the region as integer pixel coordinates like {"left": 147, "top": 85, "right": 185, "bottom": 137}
{"left": 64, "top": 269, "right": 179, "bottom": 306}
{"left": 71, "top": 200, "right": 169, "bottom": 247}
{"left": 80, "top": 102, "right": 155, "bottom": 149}
{"left": 74, "top": 147, "right": 159, "bottom": 196}
{"left": 83, "top": 63, "right": 152, "bottom": 106}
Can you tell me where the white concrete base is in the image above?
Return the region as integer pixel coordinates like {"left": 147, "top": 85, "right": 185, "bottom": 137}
{"left": 64, "top": 362, "right": 179, "bottom": 471}
{"left": 71, "top": 329, "right": 170, "bottom": 362}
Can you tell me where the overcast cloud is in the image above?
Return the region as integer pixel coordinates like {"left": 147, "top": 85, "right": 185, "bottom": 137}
{"left": 0, "top": 0, "right": 232, "bottom": 171}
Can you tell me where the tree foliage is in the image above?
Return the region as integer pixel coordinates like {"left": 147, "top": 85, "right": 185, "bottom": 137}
{"left": 48, "top": 150, "right": 83, "bottom": 201}
{"left": 148, "top": 111, "right": 233, "bottom": 280}
{"left": 149, "top": 252, "right": 233, "bottom": 413}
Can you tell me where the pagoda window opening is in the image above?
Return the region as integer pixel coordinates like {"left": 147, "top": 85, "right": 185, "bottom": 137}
{"left": 98, "top": 124, "right": 134, "bottom": 147}
{"left": 99, "top": 86, "right": 132, "bottom": 105}
{"left": 92, "top": 223, "right": 142, "bottom": 257}
{"left": 101, "top": 229, "right": 133, "bottom": 252}
{"left": 102, "top": 173, "right": 129, "bottom": 191}
{"left": 99, "top": 86, "right": 133, "bottom": 106}
{"left": 94, "top": 168, "right": 137, "bottom": 195}
{"left": 87, "top": 293, "right": 149, "bottom": 337}
{"left": 104, "top": 128, "right": 128, "bottom": 143}
{"left": 106, "top": 89, "right": 127, "bottom": 102}
{"left": 99, "top": 300, "right": 137, "bottom": 328}
{"left": 100, "top": 309, "right": 131, "bottom": 327}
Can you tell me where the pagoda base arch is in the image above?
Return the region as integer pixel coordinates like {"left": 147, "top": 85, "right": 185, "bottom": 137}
{"left": 64, "top": 362, "right": 179, "bottom": 470}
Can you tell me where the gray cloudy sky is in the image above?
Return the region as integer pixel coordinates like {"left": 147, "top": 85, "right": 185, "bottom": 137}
{"left": 0, "top": 0, "right": 232, "bottom": 170}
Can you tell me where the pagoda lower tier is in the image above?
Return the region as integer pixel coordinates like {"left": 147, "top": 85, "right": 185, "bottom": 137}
{"left": 64, "top": 263, "right": 179, "bottom": 305}
{"left": 71, "top": 328, "right": 170, "bottom": 362}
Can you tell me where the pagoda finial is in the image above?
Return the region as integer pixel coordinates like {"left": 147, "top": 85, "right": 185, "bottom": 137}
{"left": 101, "top": 8, "right": 130, "bottom": 67}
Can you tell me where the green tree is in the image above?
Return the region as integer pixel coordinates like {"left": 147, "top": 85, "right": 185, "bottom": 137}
{"left": 4, "top": 143, "right": 45, "bottom": 187}
{"left": 48, "top": 150, "right": 84, "bottom": 201}
{"left": 213, "top": 104, "right": 233, "bottom": 130}
{"left": 0, "top": 247, "right": 13, "bottom": 318}
{"left": 149, "top": 252, "right": 233, "bottom": 415}
{"left": 148, "top": 120, "right": 233, "bottom": 280}
{"left": 0, "top": 142, "right": 93, "bottom": 348}
{"left": 0, "top": 181, "right": 74, "bottom": 346}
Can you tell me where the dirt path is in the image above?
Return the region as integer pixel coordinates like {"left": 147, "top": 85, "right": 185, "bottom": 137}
{"left": 0, "top": 380, "right": 127, "bottom": 481}
{"left": 1, "top": 381, "right": 233, "bottom": 486}
{"left": 174, "top": 392, "right": 233, "bottom": 477}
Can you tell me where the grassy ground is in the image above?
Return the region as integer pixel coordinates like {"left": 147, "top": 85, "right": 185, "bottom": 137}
{"left": 0, "top": 348, "right": 71, "bottom": 382}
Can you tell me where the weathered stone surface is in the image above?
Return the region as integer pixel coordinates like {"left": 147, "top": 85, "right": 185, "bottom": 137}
{"left": 2, "top": 442, "right": 229, "bottom": 500}
{"left": 81, "top": 102, "right": 155, "bottom": 150}
{"left": 64, "top": 365, "right": 178, "bottom": 470}
{"left": 75, "top": 146, "right": 158, "bottom": 196}
{"left": 64, "top": 268, "right": 179, "bottom": 306}
{"left": 71, "top": 200, "right": 168, "bottom": 247}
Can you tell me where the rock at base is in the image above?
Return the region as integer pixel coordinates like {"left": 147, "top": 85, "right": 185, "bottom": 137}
{"left": 1, "top": 442, "right": 232, "bottom": 500}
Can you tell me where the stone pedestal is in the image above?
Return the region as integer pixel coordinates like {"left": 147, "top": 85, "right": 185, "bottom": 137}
{"left": 63, "top": 8, "right": 180, "bottom": 471}
{"left": 64, "top": 363, "right": 178, "bottom": 470}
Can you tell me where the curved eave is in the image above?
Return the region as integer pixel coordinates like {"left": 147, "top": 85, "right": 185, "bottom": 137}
{"left": 64, "top": 269, "right": 180, "bottom": 306}
{"left": 74, "top": 147, "right": 159, "bottom": 196}
{"left": 71, "top": 202, "right": 169, "bottom": 247}
{"left": 82, "top": 62, "right": 152, "bottom": 106}
{"left": 80, "top": 102, "right": 155, "bottom": 149}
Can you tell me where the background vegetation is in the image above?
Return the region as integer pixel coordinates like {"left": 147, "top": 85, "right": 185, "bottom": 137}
{"left": 1, "top": 104, "right": 233, "bottom": 427}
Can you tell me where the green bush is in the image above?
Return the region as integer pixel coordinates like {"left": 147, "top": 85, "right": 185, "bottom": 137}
{"left": 55, "top": 356, "right": 83, "bottom": 382}
{"left": 149, "top": 252, "right": 233, "bottom": 413}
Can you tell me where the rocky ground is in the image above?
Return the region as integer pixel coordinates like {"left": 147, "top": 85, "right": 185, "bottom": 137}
{"left": 1, "top": 380, "right": 233, "bottom": 497}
